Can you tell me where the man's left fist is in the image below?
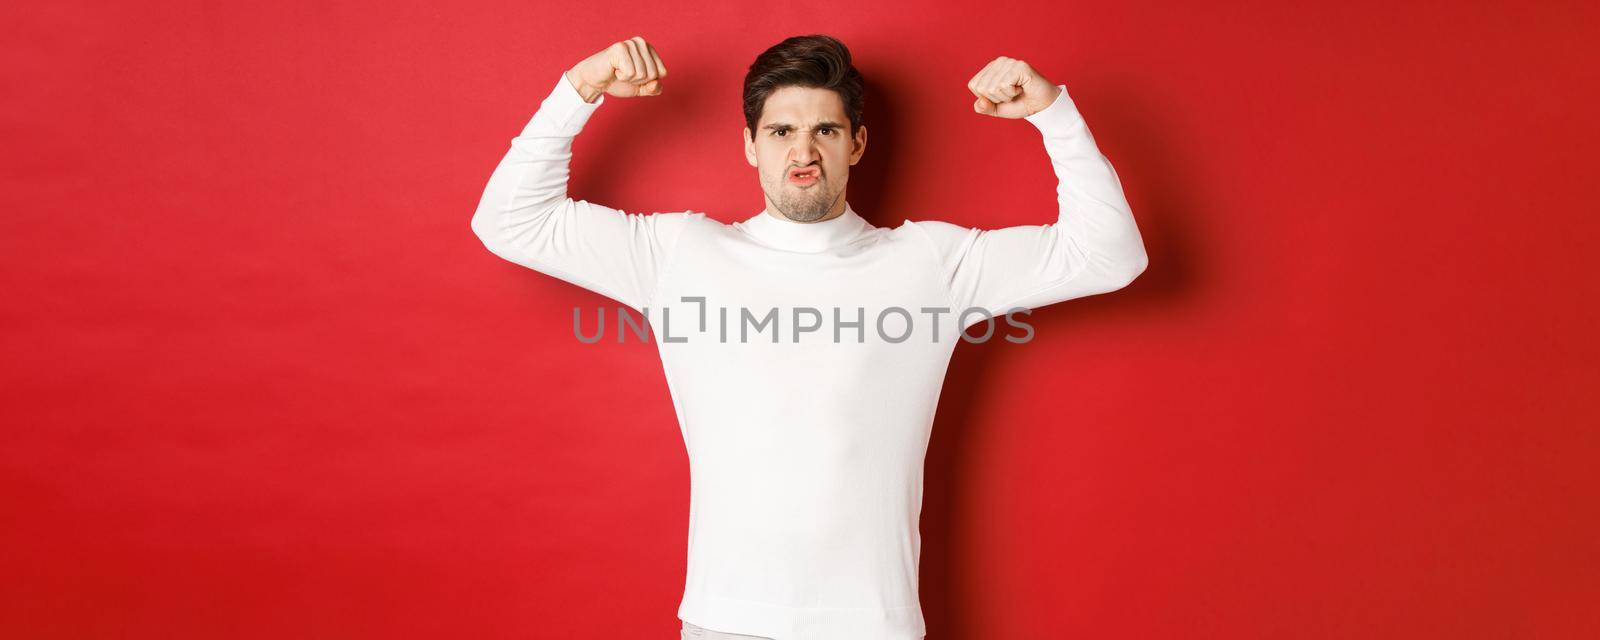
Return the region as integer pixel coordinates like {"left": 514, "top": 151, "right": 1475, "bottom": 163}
{"left": 966, "top": 57, "right": 1061, "bottom": 119}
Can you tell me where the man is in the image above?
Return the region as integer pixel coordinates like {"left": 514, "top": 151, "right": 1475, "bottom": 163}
{"left": 471, "top": 34, "right": 1148, "bottom": 640}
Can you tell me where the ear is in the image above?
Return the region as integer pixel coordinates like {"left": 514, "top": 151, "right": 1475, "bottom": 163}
{"left": 849, "top": 124, "right": 868, "bottom": 165}
{"left": 743, "top": 126, "right": 758, "bottom": 168}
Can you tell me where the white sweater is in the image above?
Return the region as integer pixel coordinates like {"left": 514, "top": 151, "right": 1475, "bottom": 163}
{"left": 472, "top": 71, "right": 1148, "bottom": 640}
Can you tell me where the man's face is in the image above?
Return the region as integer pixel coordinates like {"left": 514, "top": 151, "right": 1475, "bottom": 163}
{"left": 744, "top": 86, "right": 868, "bottom": 223}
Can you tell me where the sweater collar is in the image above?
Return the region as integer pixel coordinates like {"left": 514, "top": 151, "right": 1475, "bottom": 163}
{"left": 736, "top": 202, "right": 872, "bottom": 253}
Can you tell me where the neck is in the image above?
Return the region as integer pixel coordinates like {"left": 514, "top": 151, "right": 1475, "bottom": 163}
{"left": 762, "top": 192, "right": 848, "bottom": 223}
{"left": 738, "top": 200, "right": 871, "bottom": 253}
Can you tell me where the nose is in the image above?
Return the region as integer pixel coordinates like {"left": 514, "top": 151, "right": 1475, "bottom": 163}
{"left": 788, "top": 134, "right": 818, "bottom": 166}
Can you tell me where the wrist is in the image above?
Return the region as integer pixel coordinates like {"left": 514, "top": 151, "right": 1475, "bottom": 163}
{"left": 1023, "top": 83, "right": 1076, "bottom": 130}
{"left": 564, "top": 67, "right": 606, "bottom": 104}
{"left": 1027, "top": 84, "right": 1064, "bottom": 118}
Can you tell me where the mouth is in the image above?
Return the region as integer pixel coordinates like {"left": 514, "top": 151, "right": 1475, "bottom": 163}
{"left": 787, "top": 166, "right": 821, "bottom": 186}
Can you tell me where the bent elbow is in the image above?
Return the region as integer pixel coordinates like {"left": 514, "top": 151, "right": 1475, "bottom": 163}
{"left": 470, "top": 194, "right": 568, "bottom": 260}
{"left": 470, "top": 208, "right": 517, "bottom": 264}
{"left": 1120, "top": 250, "right": 1149, "bottom": 287}
{"left": 469, "top": 208, "right": 490, "bottom": 245}
{"left": 470, "top": 203, "right": 505, "bottom": 251}
{"left": 1099, "top": 249, "right": 1149, "bottom": 293}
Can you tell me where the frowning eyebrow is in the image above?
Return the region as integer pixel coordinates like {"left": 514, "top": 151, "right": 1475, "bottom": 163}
{"left": 762, "top": 120, "right": 846, "bottom": 132}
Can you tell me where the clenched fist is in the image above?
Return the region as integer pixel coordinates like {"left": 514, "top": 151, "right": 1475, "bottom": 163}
{"left": 967, "top": 57, "right": 1062, "bottom": 119}
{"left": 565, "top": 36, "right": 668, "bottom": 103}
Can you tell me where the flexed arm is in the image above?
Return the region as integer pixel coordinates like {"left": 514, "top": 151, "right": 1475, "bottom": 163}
{"left": 912, "top": 57, "right": 1148, "bottom": 326}
{"left": 471, "top": 37, "right": 701, "bottom": 313}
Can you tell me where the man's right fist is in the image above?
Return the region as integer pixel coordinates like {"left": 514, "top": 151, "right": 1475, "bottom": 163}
{"left": 565, "top": 36, "right": 668, "bottom": 103}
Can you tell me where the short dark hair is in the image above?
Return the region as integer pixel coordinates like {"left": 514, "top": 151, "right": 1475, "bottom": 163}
{"left": 743, "top": 34, "right": 865, "bottom": 141}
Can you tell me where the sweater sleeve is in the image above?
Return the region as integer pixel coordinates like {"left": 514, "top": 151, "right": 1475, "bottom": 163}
{"left": 909, "top": 83, "right": 1148, "bottom": 328}
{"left": 471, "top": 71, "right": 703, "bottom": 313}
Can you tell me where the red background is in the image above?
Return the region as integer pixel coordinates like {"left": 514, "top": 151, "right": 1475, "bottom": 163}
{"left": 5, "top": 1, "right": 1597, "bottom": 637}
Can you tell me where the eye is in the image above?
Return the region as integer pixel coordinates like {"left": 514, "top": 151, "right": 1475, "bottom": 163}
{"left": 773, "top": 129, "right": 787, "bottom": 137}
{"left": 818, "top": 127, "right": 834, "bottom": 135}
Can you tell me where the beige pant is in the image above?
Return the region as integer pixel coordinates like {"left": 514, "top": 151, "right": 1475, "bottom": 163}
{"left": 680, "top": 620, "right": 775, "bottom": 639}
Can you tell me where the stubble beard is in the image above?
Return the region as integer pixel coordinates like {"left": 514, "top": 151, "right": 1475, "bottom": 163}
{"left": 765, "top": 170, "right": 839, "bottom": 223}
